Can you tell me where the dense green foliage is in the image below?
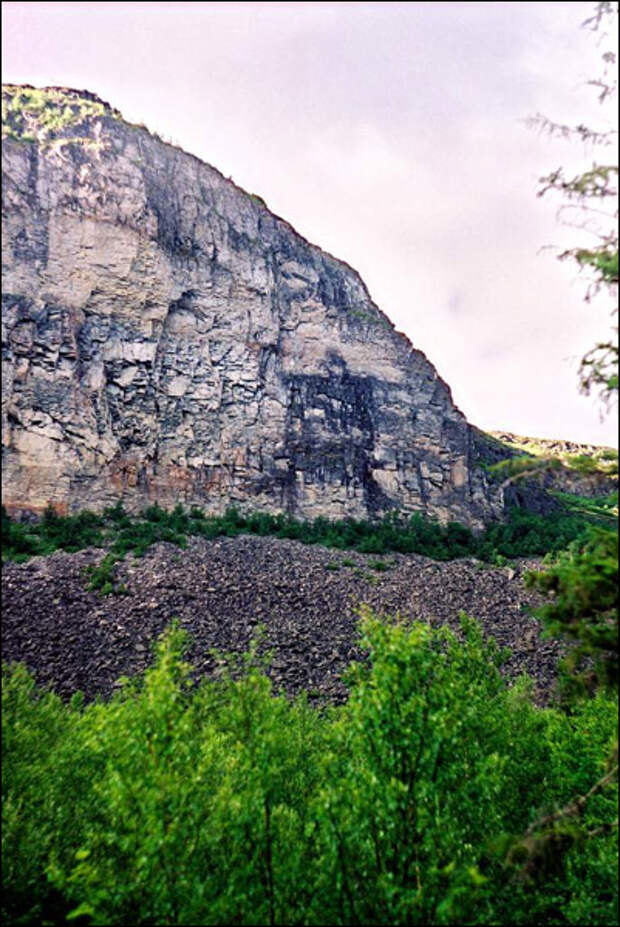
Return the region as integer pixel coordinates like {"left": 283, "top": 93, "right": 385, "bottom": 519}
{"left": 526, "top": 525, "right": 618, "bottom": 697}
{"left": 564, "top": 451, "right": 617, "bottom": 476}
{"left": 3, "top": 496, "right": 613, "bottom": 585}
{"left": 550, "top": 489, "right": 618, "bottom": 521}
{"left": 2, "top": 619, "right": 617, "bottom": 926}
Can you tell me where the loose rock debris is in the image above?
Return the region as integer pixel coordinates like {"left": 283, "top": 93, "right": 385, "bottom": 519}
{"left": 2, "top": 535, "right": 563, "bottom": 705}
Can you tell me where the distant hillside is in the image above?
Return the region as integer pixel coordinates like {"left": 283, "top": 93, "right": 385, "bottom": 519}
{"left": 489, "top": 431, "right": 618, "bottom": 478}
{"left": 469, "top": 427, "right": 617, "bottom": 517}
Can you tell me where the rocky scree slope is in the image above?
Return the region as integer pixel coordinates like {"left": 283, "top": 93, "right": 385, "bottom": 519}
{"left": 2, "top": 85, "right": 502, "bottom": 528}
{"left": 1, "top": 535, "right": 561, "bottom": 706}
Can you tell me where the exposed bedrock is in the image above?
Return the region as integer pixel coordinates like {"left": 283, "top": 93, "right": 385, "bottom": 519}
{"left": 2, "top": 85, "right": 503, "bottom": 528}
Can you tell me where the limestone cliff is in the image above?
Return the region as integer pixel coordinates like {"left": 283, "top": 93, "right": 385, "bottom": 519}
{"left": 2, "top": 85, "right": 502, "bottom": 528}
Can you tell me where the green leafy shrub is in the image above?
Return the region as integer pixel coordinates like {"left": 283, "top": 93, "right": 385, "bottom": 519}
{"left": 2, "top": 507, "right": 45, "bottom": 559}
{"left": 564, "top": 453, "right": 602, "bottom": 475}
{"left": 477, "top": 506, "right": 596, "bottom": 560}
{"left": 526, "top": 526, "right": 618, "bottom": 695}
{"left": 3, "top": 618, "right": 616, "bottom": 925}
{"left": 2, "top": 664, "right": 101, "bottom": 925}
{"left": 84, "top": 552, "right": 117, "bottom": 593}
{"left": 551, "top": 490, "right": 618, "bottom": 522}
{"left": 491, "top": 689, "right": 618, "bottom": 925}
{"left": 315, "top": 612, "right": 545, "bottom": 924}
{"left": 1, "top": 498, "right": 613, "bottom": 578}
{"left": 103, "top": 500, "right": 132, "bottom": 528}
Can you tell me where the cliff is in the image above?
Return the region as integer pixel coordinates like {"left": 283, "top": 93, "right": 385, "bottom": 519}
{"left": 2, "top": 84, "right": 503, "bottom": 528}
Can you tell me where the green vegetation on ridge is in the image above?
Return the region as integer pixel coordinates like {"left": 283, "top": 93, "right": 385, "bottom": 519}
{"left": 1, "top": 84, "right": 120, "bottom": 144}
{"left": 3, "top": 496, "right": 616, "bottom": 585}
{"left": 486, "top": 433, "right": 618, "bottom": 479}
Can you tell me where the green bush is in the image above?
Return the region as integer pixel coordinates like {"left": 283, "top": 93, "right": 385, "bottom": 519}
{"left": 477, "top": 506, "right": 595, "bottom": 560}
{"left": 526, "top": 525, "right": 618, "bottom": 695}
{"left": 2, "top": 618, "right": 617, "bottom": 925}
{"left": 2, "top": 499, "right": 614, "bottom": 582}
{"left": 2, "top": 663, "right": 100, "bottom": 925}
{"left": 103, "top": 501, "right": 131, "bottom": 527}
{"left": 488, "top": 689, "right": 618, "bottom": 925}
{"left": 2, "top": 509, "right": 44, "bottom": 558}
{"left": 85, "top": 552, "right": 117, "bottom": 593}
{"left": 551, "top": 490, "right": 618, "bottom": 522}
{"left": 315, "top": 611, "right": 559, "bottom": 925}
{"left": 565, "top": 453, "right": 604, "bottom": 475}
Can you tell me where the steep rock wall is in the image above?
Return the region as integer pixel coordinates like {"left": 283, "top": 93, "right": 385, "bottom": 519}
{"left": 2, "top": 85, "right": 502, "bottom": 528}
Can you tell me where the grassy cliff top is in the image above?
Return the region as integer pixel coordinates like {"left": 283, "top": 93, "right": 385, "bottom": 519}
{"left": 1, "top": 84, "right": 122, "bottom": 143}
{"left": 489, "top": 430, "right": 618, "bottom": 477}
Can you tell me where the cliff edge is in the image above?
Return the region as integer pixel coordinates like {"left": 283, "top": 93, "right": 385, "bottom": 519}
{"left": 2, "top": 85, "right": 502, "bottom": 528}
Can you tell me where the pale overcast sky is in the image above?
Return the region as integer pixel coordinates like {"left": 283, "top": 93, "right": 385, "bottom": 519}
{"left": 2, "top": 1, "right": 618, "bottom": 446}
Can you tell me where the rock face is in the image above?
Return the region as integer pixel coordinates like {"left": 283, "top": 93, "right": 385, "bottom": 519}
{"left": 2, "top": 85, "right": 502, "bottom": 528}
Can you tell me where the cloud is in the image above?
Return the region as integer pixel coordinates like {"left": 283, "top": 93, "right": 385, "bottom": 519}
{"left": 2, "top": 1, "right": 617, "bottom": 445}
